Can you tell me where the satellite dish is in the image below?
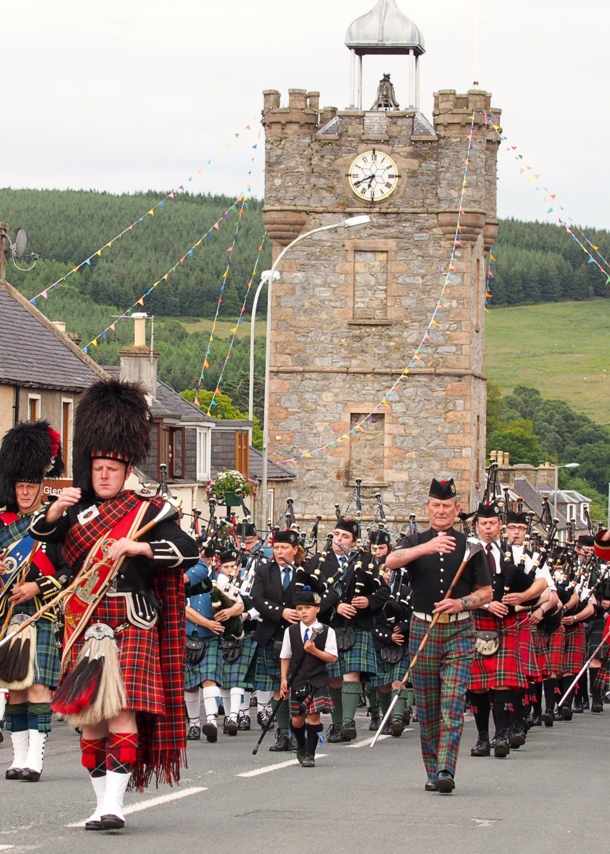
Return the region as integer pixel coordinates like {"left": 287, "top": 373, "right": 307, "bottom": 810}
{"left": 13, "top": 228, "right": 27, "bottom": 260}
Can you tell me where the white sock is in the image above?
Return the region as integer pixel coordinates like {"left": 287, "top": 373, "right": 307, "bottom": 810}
{"left": 24, "top": 730, "right": 47, "bottom": 774}
{"left": 185, "top": 690, "right": 201, "bottom": 727}
{"left": 229, "top": 688, "right": 243, "bottom": 718}
{"left": 0, "top": 689, "right": 7, "bottom": 721}
{"left": 9, "top": 731, "right": 29, "bottom": 770}
{"left": 100, "top": 769, "right": 130, "bottom": 822}
{"left": 219, "top": 688, "right": 230, "bottom": 716}
{"left": 87, "top": 775, "right": 106, "bottom": 823}
{"left": 202, "top": 686, "right": 220, "bottom": 723}
{"left": 240, "top": 692, "right": 252, "bottom": 714}
{"left": 257, "top": 690, "right": 272, "bottom": 712}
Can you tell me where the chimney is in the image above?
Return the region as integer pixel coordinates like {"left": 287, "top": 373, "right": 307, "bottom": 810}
{"left": 119, "top": 313, "right": 158, "bottom": 397}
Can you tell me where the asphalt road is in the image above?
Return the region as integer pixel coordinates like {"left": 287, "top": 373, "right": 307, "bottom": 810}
{"left": 0, "top": 708, "right": 604, "bottom": 853}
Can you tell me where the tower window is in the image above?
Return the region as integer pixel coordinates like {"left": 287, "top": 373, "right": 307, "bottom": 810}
{"left": 353, "top": 251, "right": 388, "bottom": 320}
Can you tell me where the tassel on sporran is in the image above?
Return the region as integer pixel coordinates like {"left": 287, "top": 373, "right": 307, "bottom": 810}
{"left": 52, "top": 623, "right": 126, "bottom": 727}
{"left": 0, "top": 614, "right": 36, "bottom": 690}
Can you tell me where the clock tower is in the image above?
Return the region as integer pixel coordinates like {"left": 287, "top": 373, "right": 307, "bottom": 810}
{"left": 261, "top": 0, "right": 501, "bottom": 526}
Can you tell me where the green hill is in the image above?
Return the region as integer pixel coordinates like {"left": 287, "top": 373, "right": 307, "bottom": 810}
{"left": 485, "top": 300, "right": 610, "bottom": 425}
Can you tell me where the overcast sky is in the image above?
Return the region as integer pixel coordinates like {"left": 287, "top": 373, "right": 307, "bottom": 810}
{"left": 2, "top": 0, "right": 609, "bottom": 229}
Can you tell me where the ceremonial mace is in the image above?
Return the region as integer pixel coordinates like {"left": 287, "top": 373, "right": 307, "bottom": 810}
{"left": 371, "top": 536, "right": 484, "bottom": 747}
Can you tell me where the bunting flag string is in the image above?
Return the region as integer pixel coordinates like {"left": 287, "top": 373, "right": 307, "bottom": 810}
{"left": 206, "top": 233, "right": 267, "bottom": 415}
{"left": 483, "top": 114, "right": 610, "bottom": 286}
{"left": 277, "top": 112, "right": 478, "bottom": 466}
{"left": 81, "top": 195, "right": 246, "bottom": 354}
{"left": 193, "top": 198, "right": 248, "bottom": 406}
{"left": 30, "top": 120, "right": 261, "bottom": 307}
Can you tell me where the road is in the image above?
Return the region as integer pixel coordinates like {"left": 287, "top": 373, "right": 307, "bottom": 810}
{"left": 0, "top": 708, "right": 604, "bottom": 853}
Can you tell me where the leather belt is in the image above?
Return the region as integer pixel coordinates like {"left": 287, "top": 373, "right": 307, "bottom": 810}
{"left": 413, "top": 611, "right": 471, "bottom": 624}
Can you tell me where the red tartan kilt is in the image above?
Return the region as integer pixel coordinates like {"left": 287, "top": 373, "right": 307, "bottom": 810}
{"left": 533, "top": 627, "right": 564, "bottom": 679}
{"left": 469, "top": 613, "right": 529, "bottom": 690}
{"left": 68, "top": 595, "right": 165, "bottom": 715}
{"left": 517, "top": 613, "right": 540, "bottom": 682}
{"left": 562, "top": 624, "right": 586, "bottom": 676}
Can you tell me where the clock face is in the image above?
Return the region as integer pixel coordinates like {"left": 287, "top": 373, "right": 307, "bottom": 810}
{"left": 348, "top": 150, "right": 399, "bottom": 202}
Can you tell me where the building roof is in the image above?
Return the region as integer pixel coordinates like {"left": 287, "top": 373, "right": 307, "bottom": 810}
{"left": 104, "top": 366, "right": 217, "bottom": 425}
{"left": 0, "top": 282, "right": 107, "bottom": 391}
{"left": 345, "top": 0, "right": 425, "bottom": 56}
{"left": 514, "top": 477, "right": 569, "bottom": 531}
{"left": 248, "top": 447, "right": 296, "bottom": 481}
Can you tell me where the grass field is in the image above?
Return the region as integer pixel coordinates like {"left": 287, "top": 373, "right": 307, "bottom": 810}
{"left": 485, "top": 299, "right": 610, "bottom": 425}
{"left": 177, "top": 317, "right": 267, "bottom": 338}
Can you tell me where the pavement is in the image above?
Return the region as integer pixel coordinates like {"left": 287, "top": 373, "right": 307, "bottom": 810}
{"left": 0, "top": 708, "right": 605, "bottom": 853}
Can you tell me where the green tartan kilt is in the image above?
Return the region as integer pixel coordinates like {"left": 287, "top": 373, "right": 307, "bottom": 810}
{"left": 185, "top": 636, "right": 223, "bottom": 690}
{"left": 218, "top": 634, "right": 257, "bottom": 689}
{"left": 254, "top": 639, "right": 281, "bottom": 692}
{"left": 367, "top": 646, "right": 409, "bottom": 687}
{"left": 13, "top": 603, "right": 60, "bottom": 690}
{"left": 587, "top": 617, "right": 609, "bottom": 660}
{"left": 327, "top": 627, "right": 377, "bottom": 679}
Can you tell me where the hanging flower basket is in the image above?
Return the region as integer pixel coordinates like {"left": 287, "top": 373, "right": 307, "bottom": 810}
{"left": 206, "top": 469, "right": 256, "bottom": 505}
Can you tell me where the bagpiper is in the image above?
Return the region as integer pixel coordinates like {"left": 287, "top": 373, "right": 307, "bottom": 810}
{"left": 0, "top": 420, "right": 67, "bottom": 782}
{"left": 29, "top": 380, "right": 199, "bottom": 831}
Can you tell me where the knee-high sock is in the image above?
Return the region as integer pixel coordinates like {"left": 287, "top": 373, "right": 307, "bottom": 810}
{"left": 533, "top": 682, "right": 542, "bottom": 715}
{"left": 341, "top": 681, "right": 362, "bottom": 724}
{"left": 240, "top": 691, "right": 252, "bottom": 714}
{"left": 590, "top": 668, "right": 602, "bottom": 702}
{"left": 404, "top": 685, "right": 415, "bottom": 709}
{"left": 275, "top": 699, "right": 290, "bottom": 735}
{"left": 185, "top": 690, "right": 201, "bottom": 726}
{"left": 510, "top": 694, "right": 524, "bottom": 728}
{"left": 392, "top": 691, "right": 406, "bottom": 722}
{"left": 378, "top": 689, "right": 392, "bottom": 720}
{"left": 561, "top": 675, "right": 575, "bottom": 707}
{"left": 81, "top": 737, "right": 107, "bottom": 778}
{"left": 0, "top": 689, "right": 7, "bottom": 721}
{"left": 543, "top": 678, "right": 558, "bottom": 711}
{"left": 106, "top": 732, "right": 138, "bottom": 775}
{"left": 229, "top": 688, "right": 242, "bottom": 719}
{"left": 257, "top": 690, "right": 272, "bottom": 711}
{"left": 368, "top": 687, "right": 379, "bottom": 713}
{"left": 306, "top": 723, "right": 323, "bottom": 756}
{"left": 578, "top": 670, "right": 589, "bottom": 702}
{"left": 471, "top": 692, "right": 491, "bottom": 735}
{"left": 329, "top": 686, "right": 343, "bottom": 726}
{"left": 5, "top": 702, "right": 29, "bottom": 770}
{"left": 203, "top": 686, "right": 220, "bottom": 722}
{"left": 219, "top": 688, "right": 230, "bottom": 714}
{"left": 492, "top": 690, "right": 512, "bottom": 736}
{"left": 291, "top": 721, "right": 305, "bottom": 749}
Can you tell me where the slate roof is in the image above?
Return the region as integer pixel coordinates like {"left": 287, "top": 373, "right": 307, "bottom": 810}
{"left": 249, "top": 447, "right": 295, "bottom": 481}
{"left": 104, "top": 366, "right": 216, "bottom": 424}
{"left": 514, "top": 477, "right": 568, "bottom": 531}
{"left": 0, "top": 283, "right": 106, "bottom": 391}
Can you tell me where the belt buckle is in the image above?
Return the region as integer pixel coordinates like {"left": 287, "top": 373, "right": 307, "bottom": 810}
{"left": 437, "top": 613, "right": 450, "bottom": 624}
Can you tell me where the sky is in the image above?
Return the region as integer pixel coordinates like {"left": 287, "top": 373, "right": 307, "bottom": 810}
{"left": 2, "top": 0, "right": 610, "bottom": 229}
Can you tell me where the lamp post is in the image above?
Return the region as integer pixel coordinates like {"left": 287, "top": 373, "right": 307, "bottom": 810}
{"left": 553, "top": 462, "right": 580, "bottom": 520}
{"left": 248, "top": 270, "right": 280, "bottom": 422}
{"left": 260, "top": 215, "right": 371, "bottom": 531}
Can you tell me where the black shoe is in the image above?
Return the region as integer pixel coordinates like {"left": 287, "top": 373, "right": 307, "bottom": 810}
{"left": 553, "top": 708, "right": 563, "bottom": 722}
{"left": 238, "top": 713, "right": 251, "bottom": 731}
{"left": 250, "top": 695, "right": 257, "bottom": 707}
{"left": 541, "top": 709, "right": 554, "bottom": 727}
{"left": 402, "top": 705, "right": 412, "bottom": 726}
{"left": 301, "top": 752, "right": 315, "bottom": 767}
{"left": 296, "top": 747, "right": 306, "bottom": 765}
{"left": 18, "top": 768, "right": 42, "bottom": 782}
{"left": 326, "top": 724, "right": 343, "bottom": 744}
{"left": 187, "top": 724, "right": 201, "bottom": 741}
{"left": 289, "top": 734, "right": 298, "bottom": 752}
{"left": 257, "top": 709, "right": 274, "bottom": 730}
{"left": 489, "top": 735, "right": 498, "bottom": 748}
{"left": 424, "top": 777, "right": 438, "bottom": 792}
{"left": 531, "top": 713, "right": 542, "bottom": 727}
{"left": 560, "top": 705, "right": 573, "bottom": 721}
{"left": 573, "top": 697, "right": 584, "bottom": 713}
{"left": 591, "top": 700, "right": 603, "bottom": 713}
{"left": 368, "top": 713, "right": 381, "bottom": 731}
{"left": 391, "top": 719, "right": 404, "bottom": 737}
{"left": 269, "top": 732, "right": 291, "bottom": 752}
{"left": 436, "top": 770, "right": 455, "bottom": 793}
{"left": 583, "top": 700, "right": 590, "bottom": 710}
{"left": 339, "top": 720, "right": 357, "bottom": 742}
{"left": 99, "top": 814, "right": 125, "bottom": 830}
{"left": 5, "top": 768, "right": 22, "bottom": 780}
{"left": 471, "top": 732, "right": 490, "bottom": 757}
{"left": 85, "top": 820, "right": 103, "bottom": 831}
{"left": 223, "top": 716, "right": 238, "bottom": 735}
{"left": 493, "top": 730, "right": 510, "bottom": 758}
{"left": 201, "top": 721, "right": 218, "bottom": 743}
{"left": 509, "top": 724, "right": 526, "bottom": 748}
{"left": 381, "top": 720, "right": 392, "bottom": 735}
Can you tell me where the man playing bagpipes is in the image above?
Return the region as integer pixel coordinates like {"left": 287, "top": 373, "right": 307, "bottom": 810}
{"left": 28, "top": 380, "right": 199, "bottom": 831}
{"left": 0, "top": 421, "right": 67, "bottom": 782}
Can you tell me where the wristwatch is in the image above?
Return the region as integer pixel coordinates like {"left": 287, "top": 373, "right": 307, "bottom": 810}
{"left": 460, "top": 597, "right": 469, "bottom": 610}
{"left": 483, "top": 603, "right": 490, "bottom": 609}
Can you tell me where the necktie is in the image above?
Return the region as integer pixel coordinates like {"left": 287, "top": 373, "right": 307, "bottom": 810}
{"left": 486, "top": 543, "right": 497, "bottom": 574}
{"left": 282, "top": 568, "right": 291, "bottom": 590}
{"left": 304, "top": 628, "right": 310, "bottom": 643}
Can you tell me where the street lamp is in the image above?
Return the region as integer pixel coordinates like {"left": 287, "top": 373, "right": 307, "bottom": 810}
{"left": 553, "top": 462, "right": 580, "bottom": 519}
{"left": 248, "top": 270, "right": 280, "bottom": 422}
{"left": 260, "top": 215, "right": 371, "bottom": 530}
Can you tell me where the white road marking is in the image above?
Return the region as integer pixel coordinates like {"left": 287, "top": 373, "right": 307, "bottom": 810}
{"left": 0, "top": 846, "right": 15, "bottom": 851}
{"left": 349, "top": 734, "right": 391, "bottom": 748}
{"left": 66, "top": 786, "right": 207, "bottom": 827}
{"left": 236, "top": 754, "right": 327, "bottom": 777}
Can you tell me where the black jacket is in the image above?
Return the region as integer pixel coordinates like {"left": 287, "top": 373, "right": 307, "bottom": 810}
{"left": 251, "top": 560, "right": 299, "bottom": 646}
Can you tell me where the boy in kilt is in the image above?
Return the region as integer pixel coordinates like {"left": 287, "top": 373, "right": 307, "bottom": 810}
{"left": 468, "top": 503, "right": 537, "bottom": 760}
{"left": 306, "top": 519, "right": 389, "bottom": 744}
{"left": 29, "top": 380, "right": 199, "bottom": 831}
{"left": 386, "top": 479, "right": 492, "bottom": 794}
{"left": 280, "top": 587, "right": 338, "bottom": 767}
{"left": 0, "top": 421, "right": 68, "bottom": 782}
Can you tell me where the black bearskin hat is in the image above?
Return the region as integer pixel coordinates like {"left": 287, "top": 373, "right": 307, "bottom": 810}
{"left": 73, "top": 379, "right": 152, "bottom": 494}
{"left": 0, "top": 420, "right": 63, "bottom": 508}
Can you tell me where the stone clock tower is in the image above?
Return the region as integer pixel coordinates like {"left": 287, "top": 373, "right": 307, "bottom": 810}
{"left": 261, "top": 0, "right": 501, "bottom": 525}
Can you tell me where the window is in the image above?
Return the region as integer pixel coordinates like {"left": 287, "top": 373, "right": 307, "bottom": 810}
{"left": 173, "top": 429, "right": 183, "bottom": 479}
{"left": 61, "top": 399, "right": 73, "bottom": 477}
{"left": 567, "top": 504, "right": 576, "bottom": 522}
{"left": 235, "top": 430, "right": 249, "bottom": 476}
{"left": 196, "top": 428, "right": 210, "bottom": 482}
{"left": 353, "top": 250, "right": 387, "bottom": 320}
{"left": 266, "top": 488, "right": 275, "bottom": 528}
{"left": 349, "top": 413, "right": 385, "bottom": 484}
{"left": 581, "top": 504, "right": 590, "bottom": 525}
{"left": 158, "top": 425, "right": 185, "bottom": 481}
{"left": 28, "top": 395, "right": 41, "bottom": 421}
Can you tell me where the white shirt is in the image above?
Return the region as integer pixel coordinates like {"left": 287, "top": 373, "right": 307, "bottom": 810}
{"left": 510, "top": 544, "right": 555, "bottom": 591}
{"left": 280, "top": 622, "right": 338, "bottom": 659}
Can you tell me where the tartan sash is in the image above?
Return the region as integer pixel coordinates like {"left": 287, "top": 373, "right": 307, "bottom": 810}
{"left": 61, "top": 500, "right": 150, "bottom": 669}
{"left": 0, "top": 515, "right": 31, "bottom": 555}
